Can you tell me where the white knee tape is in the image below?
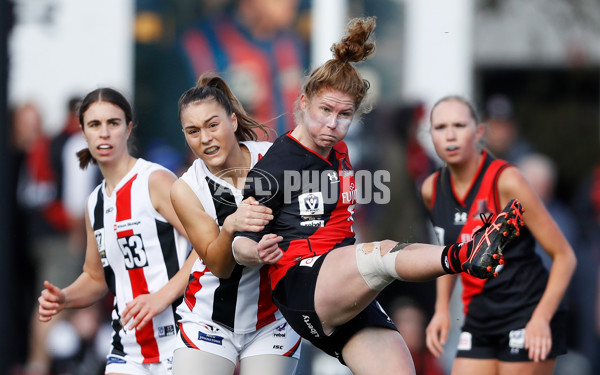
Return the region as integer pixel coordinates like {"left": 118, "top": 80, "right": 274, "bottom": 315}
{"left": 356, "top": 242, "right": 400, "bottom": 291}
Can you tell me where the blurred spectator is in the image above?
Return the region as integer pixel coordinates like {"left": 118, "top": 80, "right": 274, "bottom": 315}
{"left": 483, "top": 94, "right": 533, "bottom": 164}
{"left": 46, "top": 305, "right": 107, "bottom": 375}
{"left": 517, "top": 153, "right": 577, "bottom": 269}
{"left": 177, "top": 0, "right": 306, "bottom": 138}
{"left": 571, "top": 160, "right": 600, "bottom": 375}
{"left": 7, "top": 102, "right": 46, "bottom": 372}
{"left": 388, "top": 297, "right": 444, "bottom": 375}
{"left": 11, "top": 99, "right": 98, "bottom": 375}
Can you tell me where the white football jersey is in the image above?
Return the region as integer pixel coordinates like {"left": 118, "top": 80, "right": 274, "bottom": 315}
{"left": 177, "top": 141, "right": 281, "bottom": 333}
{"left": 87, "top": 158, "right": 190, "bottom": 364}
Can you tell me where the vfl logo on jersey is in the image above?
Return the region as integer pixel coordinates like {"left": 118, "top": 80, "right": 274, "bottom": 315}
{"left": 94, "top": 229, "right": 109, "bottom": 267}
{"left": 117, "top": 234, "right": 148, "bottom": 269}
{"left": 454, "top": 211, "right": 467, "bottom": 225}
{"left": 299, "top": 192, "right": 324, "bottom": 215}
{"left": 158, "top": 324, "right": 175, "bottom": 337}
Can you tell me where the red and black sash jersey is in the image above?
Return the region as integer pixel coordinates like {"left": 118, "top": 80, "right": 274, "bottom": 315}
{"left": 239, "top": 133, "right": 356, "bottom": 289}
{"left": 429, "top": 151, "right": 549, "bottom": 334}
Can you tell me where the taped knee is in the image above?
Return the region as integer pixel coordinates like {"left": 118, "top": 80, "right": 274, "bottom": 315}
{"left": 356, "top": 242, "right": 401, "bottom": 291}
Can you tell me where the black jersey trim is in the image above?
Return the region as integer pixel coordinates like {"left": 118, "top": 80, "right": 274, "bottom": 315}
{"left": 206, "top": 176, "right": 237, "bottom": 226}
{"left": 211, "top": 264, "right": 244, "bottom": 331}
{"left": 155, "top": 219, "right": 183, "bottom": 323}
{"left": 93, "top": 188, "right": 116, "bottom": 296}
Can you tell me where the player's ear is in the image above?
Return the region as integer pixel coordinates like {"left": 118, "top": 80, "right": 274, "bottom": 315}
{"left": 231, "top": 113, "right": 238, "bottom": 132}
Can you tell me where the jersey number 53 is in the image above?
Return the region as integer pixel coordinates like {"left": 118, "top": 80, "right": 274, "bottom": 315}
{"left": 117, "top": 234, "right": 149, "bottom": 269}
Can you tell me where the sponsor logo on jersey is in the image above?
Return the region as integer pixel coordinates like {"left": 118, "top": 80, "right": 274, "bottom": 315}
{"left": 327, "top": 171, "right": 339, "bottom": 183}
{"left": 341, "top": 182, "right": 357, "bottom": 204}
{"left": 158, "top": 324, "right": 175, "bottom": 338}
{"left": 105, "top": 206, "right": 114, "bottom": 214}
{"left": 300, "top": 219, "right": 324, "bottom": 227}
{"left": 115, "top": 219, "right": 142, "bottom": 230}
{"left": 198, "top": 331, "right": 224, "bottom": 345}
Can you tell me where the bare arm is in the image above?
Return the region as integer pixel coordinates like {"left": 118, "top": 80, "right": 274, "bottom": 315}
{"left": 232, "top": 234, "right": 283, "bottom": 267}
{"left": 421, "top": 173, "right": 458, "bottom": 357}
{"left": 38, "top": 203, "right": 108, "bottom": 321}
{"left": 498, "top": 166, "right": 577, "bottom": 361}
{"left": 171, "top": 178, "right": 273, "bottom": 278}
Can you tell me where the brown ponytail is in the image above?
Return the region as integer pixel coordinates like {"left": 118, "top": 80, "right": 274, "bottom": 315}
{"left": 178, "top": 72, "right": 272, "bottom": 141}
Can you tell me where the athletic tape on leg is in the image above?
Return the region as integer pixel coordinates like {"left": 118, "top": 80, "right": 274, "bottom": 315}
{"left": 356, "top": 242, "right": 401, "bottom": 291}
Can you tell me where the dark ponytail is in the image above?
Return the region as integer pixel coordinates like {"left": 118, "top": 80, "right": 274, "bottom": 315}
{"left": 178, "top": 72, "right": 272, "bottom": 141}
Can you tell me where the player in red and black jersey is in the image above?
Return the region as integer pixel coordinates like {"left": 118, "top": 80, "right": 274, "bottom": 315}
{"left": 232, "top": 17, "right": 524, "bottom": 374}
{"left": 421, "top": 96, "right": 576, "bottom": 375}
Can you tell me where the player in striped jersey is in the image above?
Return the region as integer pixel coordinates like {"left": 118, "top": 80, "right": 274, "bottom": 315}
{"left": 421, "top": 96, "right": 576, "bottom": 375}
{"left": 169, "top": 73, "right": 300, "bottom": 375}
{"left": 232, "top": 17, "right": 524, "bottom": 374}
{"left": 38, "top": 88, "right": 196, "bottom": 375}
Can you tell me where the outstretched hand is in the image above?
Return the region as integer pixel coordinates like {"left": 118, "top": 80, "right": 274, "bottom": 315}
{"left": 227, "top": 196, "right": 273, "bottom": 233}
{"left": 38, "top": 280, "right": 66, "bottom": 322}
{"left": 121, "top": 293, "right": 170, "bottom": 331}
{"left": 257, "top": 233, "right": 283, "bottom": 264}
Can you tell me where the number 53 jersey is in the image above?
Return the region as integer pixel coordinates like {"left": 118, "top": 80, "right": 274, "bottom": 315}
{"left": 87, "top": 158, "right": 191, "bottom": 364}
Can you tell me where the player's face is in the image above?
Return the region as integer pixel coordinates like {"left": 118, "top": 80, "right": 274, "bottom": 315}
{"left": 82, "top": 101, "right": 132, "bottom": 165}
{"left": 181, "top": 100, "right": 238, "bottom": 169}
{"left": 430, "top": 100, "right": 482, "bottom": 165}
{"left": 299, "top": 88, "right": 355, "bottom": 157}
